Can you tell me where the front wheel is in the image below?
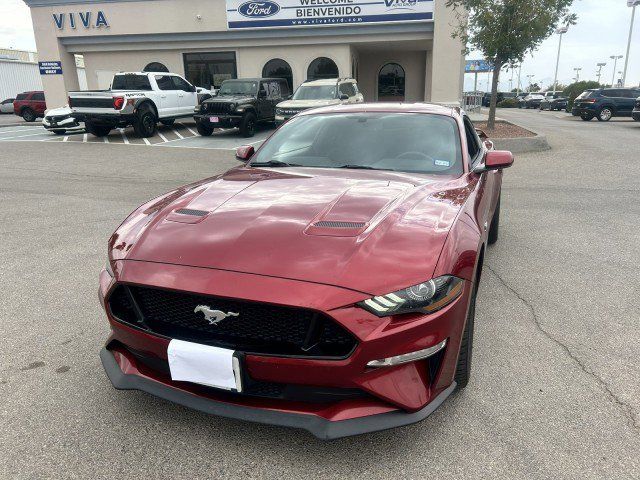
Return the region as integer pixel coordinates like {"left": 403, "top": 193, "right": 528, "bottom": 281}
{"left": 454, "top": 279, "right": 477, "bottom": 389}
{"left": 239, "top": 112, "right": 256, "bottom": 138}
{"left": 488, "top": 195, "right": 500, "bottom": 245}
{"left": 85, "top": 122, "right": 111, "bottom": 137}
{"left": 196, "top": 122, "right": 214, "bottom": 136}
{"left": 21, "top": 108, "right": 36, "bottom": 122}
{"left": 597, "top": 107, "right": 613, "bottom": 122}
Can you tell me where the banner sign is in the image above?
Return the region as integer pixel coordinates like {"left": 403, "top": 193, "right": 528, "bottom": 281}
{"left": 226, "top": 0, "right": 434, "bottom": 29}
{"left": 465, "top": 59, "right": 493, "bottom": 73}
{"left": 39, "top": 61, "right": 63, "bottom": 75}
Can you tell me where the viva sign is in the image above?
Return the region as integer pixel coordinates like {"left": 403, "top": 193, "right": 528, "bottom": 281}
{"left": 53, "top": 11, "right": 109, "bottom": 30}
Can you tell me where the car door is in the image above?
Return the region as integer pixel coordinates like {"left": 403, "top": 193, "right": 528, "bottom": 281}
{"left": 153, "top": 75, "right": 179, "bottom": 117}
{"left": 619, "top": 89, "right": 639, "bottom": 115}
{"left": 464, "top": 116, "right": 498, "bottom": 237}
{"left": 171, "top": 75, "right": 198, "bottom": 116}
{"left": 31, "top": 92, "right": 46, "bottom": 115}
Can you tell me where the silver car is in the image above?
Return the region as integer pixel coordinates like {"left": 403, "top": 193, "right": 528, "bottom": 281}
{"left": 42, "top": 106, "right": 84, "bottom": 135}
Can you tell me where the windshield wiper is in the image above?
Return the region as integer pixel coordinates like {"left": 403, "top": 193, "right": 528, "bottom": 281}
{"left": 251, "top": 160, "right": 302, "bottom": 168}
{"left": 337, "top": 164, "right": 378, "bottom": 170}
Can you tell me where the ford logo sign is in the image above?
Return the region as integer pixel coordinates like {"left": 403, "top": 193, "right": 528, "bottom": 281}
{"left": 238, "top": 1, "right": 280, "bottom": 18}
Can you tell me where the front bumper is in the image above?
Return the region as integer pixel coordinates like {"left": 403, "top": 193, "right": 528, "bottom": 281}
{"left": 194, "top": 113, "right": 243, "bottom": 128}
{"left": 99, "top": 260, "right": 469, "bottom": 437}
{"left": 101, "top": 347, "right": 456, "bottom": 439}
{"left": 72, "top": 113, "right": 132, "bottom": 127}
{"left": 43, "top": 116, "right": 83, "bottom": 131}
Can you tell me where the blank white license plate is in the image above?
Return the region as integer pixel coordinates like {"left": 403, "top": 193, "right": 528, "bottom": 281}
{"left": 167, "top": 339, "right": 242, "bottom": 392}
{"left": 209, "top": 116, "right": 219, "bottom": 123}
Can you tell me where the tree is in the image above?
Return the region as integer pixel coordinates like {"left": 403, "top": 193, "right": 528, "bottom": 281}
{"left": 563, "top": 80, "right": 603, "bottom": 109}
{"left": 527, "top": 82, "right": 541, "bottom": 93}
{"left": 447, "top": 0, "right": 577, "bottom": 129}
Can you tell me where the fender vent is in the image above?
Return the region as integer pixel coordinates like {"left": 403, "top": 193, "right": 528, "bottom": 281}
{"left": 175, "top": 208, "right": 209, "bottom": 217}
{"left": 313, "top": 221, "right": 366, "bottom": 229}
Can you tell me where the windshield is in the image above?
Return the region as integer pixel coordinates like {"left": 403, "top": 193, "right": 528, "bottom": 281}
{"left": 292, "top": 85, "right": 337, "bottom": 100}
{"left": 250, "top": 113, "right": 463, "bottom": 176}
{"left": 219, "top": 81, "right": 258, "bottom": 96}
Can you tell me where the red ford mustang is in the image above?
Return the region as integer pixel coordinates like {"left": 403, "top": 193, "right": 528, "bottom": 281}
{"left": 99, "top": 103, "right": 513, "bottom": 439}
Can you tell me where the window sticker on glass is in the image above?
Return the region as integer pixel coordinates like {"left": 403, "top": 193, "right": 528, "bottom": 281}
{"left": 434, "top": 159, "right": 451, "bottom": 167}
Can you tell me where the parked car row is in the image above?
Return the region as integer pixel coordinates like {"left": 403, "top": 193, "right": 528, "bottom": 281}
{"left": 572, "top": 87, "right": 640, "bottom": 122}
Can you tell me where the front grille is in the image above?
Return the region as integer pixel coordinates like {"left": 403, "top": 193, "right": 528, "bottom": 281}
{"left": 205, "top": 102, "right": 234, "bottom": 114}
{"left": 49, "top": 114, "right": 71, "bottom": 121}
{"left": 314, "top": 221, "right": 366, "bottom": 229}
{"left": 69, "top": 97, "right": 114, "bottom": 108}
{"left": 108, "top": 285, "right": 357, "bottom": 358}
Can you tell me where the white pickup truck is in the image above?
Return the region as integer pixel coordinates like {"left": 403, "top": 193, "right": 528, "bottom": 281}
{"left": 69, "top": 72, "right": 202, "bottom": 138}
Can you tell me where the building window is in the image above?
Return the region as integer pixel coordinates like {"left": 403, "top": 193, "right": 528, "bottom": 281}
{"left": 143, "top": 62, "right": 169, "bottom": 73}
{"left": 378, "top": 63, "right": 405, "bottom": 101}
{"left": 262, "top": 58, "right": 293, "bottom": 91}
{"left": 307, "top": 57, "right": 338, "bottom": 81}
{"left": 183, "top": 52, "right": 237, "bottom": 90}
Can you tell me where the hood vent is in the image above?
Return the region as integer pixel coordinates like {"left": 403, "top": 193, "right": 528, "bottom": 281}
{"left": 313, "top": 221, "right": 366, "bottom": 229}
{"left": 175, "top": 208, "right": 209, "bottom": 217}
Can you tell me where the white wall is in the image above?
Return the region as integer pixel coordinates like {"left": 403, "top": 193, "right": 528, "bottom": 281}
{"left": 0, "top": 60, "right": 43, "bottom": 100}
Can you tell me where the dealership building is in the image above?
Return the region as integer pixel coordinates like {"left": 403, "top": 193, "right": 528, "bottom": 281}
{"left": 24, "top": 0, "right": 465, "bottom": 109}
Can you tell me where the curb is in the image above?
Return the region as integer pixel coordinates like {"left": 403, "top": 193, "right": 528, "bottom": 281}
{"left": 487, "top": 119, "right": 551, "bottom": 154}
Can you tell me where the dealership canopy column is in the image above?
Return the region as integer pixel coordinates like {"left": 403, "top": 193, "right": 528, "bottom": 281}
{"left": 24, "top": 0, "right": 465, "bottom": 108}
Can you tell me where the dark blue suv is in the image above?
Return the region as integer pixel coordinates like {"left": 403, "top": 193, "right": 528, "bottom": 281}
{"left": 572, "top": 88, "right": 640, "bottom": 122}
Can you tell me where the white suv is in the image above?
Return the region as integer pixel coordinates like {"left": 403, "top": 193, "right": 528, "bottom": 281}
{"left": 275, "top": 78, "right": 363, "bottom": 125}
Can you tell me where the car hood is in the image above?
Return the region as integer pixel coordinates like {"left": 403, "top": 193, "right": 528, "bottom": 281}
{"left": 110, "top": 168, "right": 469, "bottom": 295}
{"left": 277, "top": 99, "right": 340, "bottom": 110}
{"left": 210, "top": 95, "right": 256, "bottom": 103}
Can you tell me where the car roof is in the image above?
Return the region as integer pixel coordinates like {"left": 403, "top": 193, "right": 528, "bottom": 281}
{"left": 297, "top": 102, "right": 458, "bottom": 118}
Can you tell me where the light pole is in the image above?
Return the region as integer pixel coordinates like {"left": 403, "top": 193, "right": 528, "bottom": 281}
{"left": 509, "top": 65, "right": 515, "bottom": 91}
{"left": 596, "top": 62, "right": 607, "bottom": 84}
{"left": 622, "top": 0, "right": 640, "bottom": 86}
{"left": 573, "top": 67, "right": 582, "bottom": 82}
{"left": 610, "top": 55, "right": 623, "bottom": 86}
{"left": 516, "top": 64, "right": 522, "bottom": 95}
{"left": 526, "top": 74, "right": 535, "bottom": 91}
{"left": 553, "top": 26, "right": 569, "bottom": 94}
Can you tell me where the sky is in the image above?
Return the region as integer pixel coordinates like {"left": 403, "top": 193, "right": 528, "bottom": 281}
{"left": 0, "top": 0, "right": 638, "bottom": 92}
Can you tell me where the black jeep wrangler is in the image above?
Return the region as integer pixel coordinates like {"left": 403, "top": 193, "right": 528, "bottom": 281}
{"left": 194, "top": 78, "right": 290, "bottom": 137}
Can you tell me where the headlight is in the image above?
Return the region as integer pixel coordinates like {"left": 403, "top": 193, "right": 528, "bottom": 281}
{"left": 359, "top": 275, "right": 464, "bottom": 317}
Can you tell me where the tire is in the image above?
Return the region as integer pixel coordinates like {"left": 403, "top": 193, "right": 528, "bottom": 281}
{"left": 196, "top": 122, "right": 214, "bottom": 136}
{"left": 239, "top": 112, "right": 256, "bottom": 138}
{"left": 597, "top": 107, "right": 613, "bottom": 122}
{"left": 160, "top": 119, "right": 175, "bottom": 126}
{"left": 85, "top": 122, "right": 111, "bottom": 137}
{"left": 488, "top": 195, "right": 500, "bottom": 245}
{"left": 133, "top": 105, "right": 158, "bottom": 138}
{"left": 52, "top": 130, "right": 66, "bottom": 135}
{"left": 21, "top": 108, "right": 36, "bottom": 122}
{"left": 581, "top": 114, "right": 593, "bottom": 121}
{"left": 454, "top": 278, "right": 477, "bottom": 389}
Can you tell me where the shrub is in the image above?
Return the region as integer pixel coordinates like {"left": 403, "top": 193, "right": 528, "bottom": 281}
{"left": 497, "top": 98, "right": 519, "bottom": 108}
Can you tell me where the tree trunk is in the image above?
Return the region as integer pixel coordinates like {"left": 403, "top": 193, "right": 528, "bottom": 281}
{"left": 487, "top": 60, "right": 503, "bottom": 130}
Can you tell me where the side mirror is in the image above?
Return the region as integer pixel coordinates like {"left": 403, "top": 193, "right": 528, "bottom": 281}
{"left": 235, "top": 145, "right": 255, "bottom": 162}
{"left": 339, "top": 93, "right": 349, "bottom": 101}
{"left": 474, "top": 150, "right": 513, "bottom": 173}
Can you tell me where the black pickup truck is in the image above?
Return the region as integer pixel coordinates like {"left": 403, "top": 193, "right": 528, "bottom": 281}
{"left": 194, "top": 78, "right": 290, "bottom": 137}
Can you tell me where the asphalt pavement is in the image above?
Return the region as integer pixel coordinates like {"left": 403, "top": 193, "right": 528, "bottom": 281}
{"left": 0, "top": 109, "right": 638, "bottom": 479}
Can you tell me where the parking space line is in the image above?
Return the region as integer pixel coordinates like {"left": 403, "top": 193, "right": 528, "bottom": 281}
{"left": 0, "top": 127, "right": 44, "bottom": 135}
{"left": 142, "top": 137, "right": 151, "bottom": 145}
{"left": 0, "top": 131, "right": 51, "bottom": 141}
{"left": 63, "top": 136, "right": 69, "bottom": 142}
{"left": 171, "top": 127, "right": 184, "bottom": 139}
{"left": 119, "top": 129, "right": 130, "bottom": 145}
{"left": 83, "top": 133, "right": 87, "bottom": 143}
{"left": 180, "top": 123, "right": 198, "bottom": 136}
{"left": 103, "top": 136, "right": 109, "bottom": 143}
{"left": 157, "top": 131, "right": 169, "bottom": 142}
